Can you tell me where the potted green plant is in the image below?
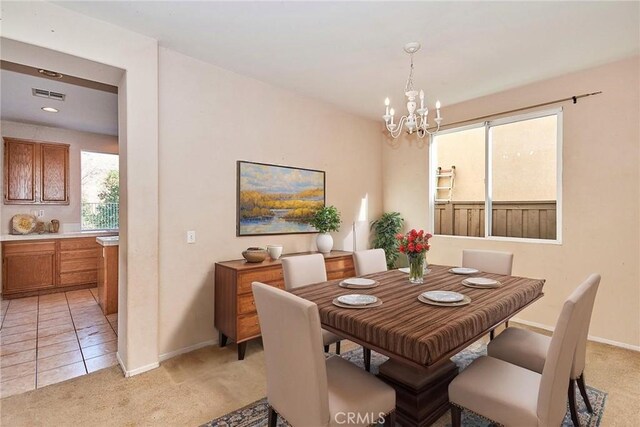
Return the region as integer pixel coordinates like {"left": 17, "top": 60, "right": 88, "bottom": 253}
{"left": 310, "top": 205, "right": 342, "bottom": 253}
{"left": 370, "top": 212, "right": 404, "bottom": 269}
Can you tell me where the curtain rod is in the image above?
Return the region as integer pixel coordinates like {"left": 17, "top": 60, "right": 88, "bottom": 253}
{"left": 434, "top": 91, "right": 602, "bottom": 130}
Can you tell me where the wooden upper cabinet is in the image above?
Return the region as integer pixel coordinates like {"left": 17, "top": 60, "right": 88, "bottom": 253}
{"left": 3, "top": 138, "right": 70, "bottom": 205}
{"left": 40, "top": 143, "right": 69, "bottom": 203}
{"left": 4, "top": 139, "right": 37, "bottom": 203}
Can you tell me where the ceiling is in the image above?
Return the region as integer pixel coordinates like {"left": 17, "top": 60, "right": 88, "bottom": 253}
{"left": 55, "top": 1, "right": 639, "bottom": 120}
{"left": 1, "top": 69, "right": 119, "bottom": 136}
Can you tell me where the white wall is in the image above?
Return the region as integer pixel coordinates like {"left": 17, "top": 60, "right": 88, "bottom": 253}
{"left": 1, "top": 120, "right": 118, "bottom": 234}
{"left": 158, "top": 48, "right": 382, "bottom": 355}
{"left": 383, "top": 57, "right": 640, "bottom": 348}
{"left": 2, "top": 1, "right": 160, "bottom": 374}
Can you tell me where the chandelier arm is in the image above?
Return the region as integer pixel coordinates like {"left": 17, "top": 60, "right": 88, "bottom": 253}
{"left": 387, "top": 116, "right": 408, "bottom": 138}
{"left": 422, "top": 122, "right": 441, "bottom": 136}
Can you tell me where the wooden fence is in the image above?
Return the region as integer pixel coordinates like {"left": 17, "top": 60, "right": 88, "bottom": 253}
{"left": 434, "top": 200, "right": 557, "bottom": 240}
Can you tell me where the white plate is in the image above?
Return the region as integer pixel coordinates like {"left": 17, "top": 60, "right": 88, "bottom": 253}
{"left": 418, "top": 294, "right": 471, "bottom": 307}
{"left": 465, "top": 277, "right": 498, "bottom": 286}
{"left": 337, "top": 294, "right": 378, "bottom": 306}
{"left": 342, "top": 278, "right": 377, "bottom": 287}
{"left": 449, "top": 267, "right": 480, "bottom": 275}
{"left": 422, "top": 291, "right": 465, "bottom": 303}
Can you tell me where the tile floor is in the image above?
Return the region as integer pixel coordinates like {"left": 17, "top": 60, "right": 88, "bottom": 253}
{"left": 0, "top": 288, "right": 118, "bottom": 398}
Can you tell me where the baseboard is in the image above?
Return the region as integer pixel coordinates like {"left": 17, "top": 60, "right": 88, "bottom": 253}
{"left": 116, "top": 351, "right": 160, "bottom": 377}
{"left": 159, "top": 339, "right": 217, "bottom": 362}
{"left": 511, "top": 317, "right": 640, "bottom": 352}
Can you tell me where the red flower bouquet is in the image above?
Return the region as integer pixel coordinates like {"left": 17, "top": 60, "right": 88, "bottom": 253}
{"left": 396, "top": 229, "right": 432, "bottom": 283}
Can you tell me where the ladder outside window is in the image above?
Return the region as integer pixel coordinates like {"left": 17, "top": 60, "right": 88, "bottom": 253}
{"left": 435, "top": 166, "right": 455, "bottom": 203}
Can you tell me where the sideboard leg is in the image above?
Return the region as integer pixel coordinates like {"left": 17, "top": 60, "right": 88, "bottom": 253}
{"left": 219, "top": 332, "right": 228, "bottom": 348}
{"left": 238, "top": 342, "right": 247, "bottom": 360}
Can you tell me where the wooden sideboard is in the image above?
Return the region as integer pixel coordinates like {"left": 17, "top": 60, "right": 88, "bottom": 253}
{"left": 215, "top": 250, "right": 355, "bottom": 360}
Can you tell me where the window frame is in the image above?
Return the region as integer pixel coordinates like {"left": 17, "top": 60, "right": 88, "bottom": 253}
{"left": 80, "top": 150, "right": 120, "bottom": 231}
{"left": 429, "top": 108, "right": 563, "bottom": 244}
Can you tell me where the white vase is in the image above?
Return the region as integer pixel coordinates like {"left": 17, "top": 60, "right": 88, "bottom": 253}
{"left": 316, "top": 233, "right": 333, "bottom": 254}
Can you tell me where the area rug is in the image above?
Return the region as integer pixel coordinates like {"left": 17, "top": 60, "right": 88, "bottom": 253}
{"left": 203, "top": 343, "right": 607, "bottom": 427}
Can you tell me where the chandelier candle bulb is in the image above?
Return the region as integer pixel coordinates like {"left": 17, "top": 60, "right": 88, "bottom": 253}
{"left": 384, "top": 97, "right": 390, "bottom": 117}
{"left": 420, "top": 90, "right": 425, "bottom": 109}
{"left": 390, "top": 108, "right": 395, "bottom": 125}
{"left": 436, "top": 100, "right": 441, "bottom": 119}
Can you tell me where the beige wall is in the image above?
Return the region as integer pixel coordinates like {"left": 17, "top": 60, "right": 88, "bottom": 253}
{"left": 435, "top": 116, "right": 557, "bottom": 201}
{"left": 3, "top": 1, "right": 160, "bottom": 374}
{"left": 0, "top": 120, "right": 118, "bottom": 234}
{"left": 383, "top": 56, "right": 640, "bottom": 348}
{"left": 158, "top": 48, "right": 382, "bottom": 356}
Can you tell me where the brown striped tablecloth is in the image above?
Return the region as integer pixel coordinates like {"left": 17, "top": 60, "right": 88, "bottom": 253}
{"left": 290, "top": 265, "right": 545, "bottom": 367}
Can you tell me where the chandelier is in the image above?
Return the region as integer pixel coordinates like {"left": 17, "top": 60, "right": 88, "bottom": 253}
{"left": 383, "top": 42, "right": 442, "bottom": 139}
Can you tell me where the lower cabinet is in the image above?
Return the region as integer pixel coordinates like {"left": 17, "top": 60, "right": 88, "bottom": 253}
{"left": 2, "top": 237, "right": 105, "bottom": 298}
{"left": 2, "top": 242, "right": 56, "bottom": 294}
{"left": 215, "top": 250, "right": 356, "bottom": 360}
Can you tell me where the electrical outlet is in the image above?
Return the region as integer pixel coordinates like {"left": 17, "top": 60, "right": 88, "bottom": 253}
{"left": 38, "top": 210, "right": 44, "bottom": 218}
{"left": 187, "top": 230, "right": 196, "bottom": 244}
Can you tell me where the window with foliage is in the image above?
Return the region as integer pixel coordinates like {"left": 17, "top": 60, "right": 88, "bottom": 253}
{"left": 81, "top": 151, "right": 119, "bottom": 230}
{"left": 430, "top": 109, "right": 561, "bottom": 241}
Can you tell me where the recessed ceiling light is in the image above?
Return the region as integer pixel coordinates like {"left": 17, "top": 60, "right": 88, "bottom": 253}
{"left": 42, "top": 107, "right": 59, "bottom": 113}
{"left": 38, "top": 69, "right": 63, "bottom": 79}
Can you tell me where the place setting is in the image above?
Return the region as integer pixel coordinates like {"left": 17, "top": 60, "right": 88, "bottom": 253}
{"left": 417, "top": 290, "right": 471, "bottom": 307}
{"left": 448, "top": 267, "right": 480, "bottom": 275}
{"left": 461, "top": 277, "right": 502, "bottom": 289}
{"left": 339, "top": 277, "right": 379, "bottom": 289}
{"left": 332, "top": 294, "right": 382, "bottom": 309}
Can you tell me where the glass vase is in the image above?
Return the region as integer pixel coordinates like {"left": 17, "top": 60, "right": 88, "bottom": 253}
{"left": 408, "top": 252, "right": 425, "bottom": 284}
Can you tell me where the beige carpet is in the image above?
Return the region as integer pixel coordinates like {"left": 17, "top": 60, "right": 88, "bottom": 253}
{"left": 1, "top": 324, "right": 639, "bottom": 426}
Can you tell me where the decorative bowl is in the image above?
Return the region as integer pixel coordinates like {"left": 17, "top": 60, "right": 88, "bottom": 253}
{"left": 242, "top": 247, "right": 268, "bottom": 263}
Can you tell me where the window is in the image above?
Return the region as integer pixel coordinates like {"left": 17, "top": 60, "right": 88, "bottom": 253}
{"left": 81, "top": 151, "right": 119, "bottom": 230}
{"left": 430, "top": 109, "right": 561, "bottom": 242}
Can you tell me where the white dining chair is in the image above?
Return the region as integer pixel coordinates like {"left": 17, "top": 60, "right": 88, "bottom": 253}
{"left": 462, "top": 249, "right": 514, "bottom": 338}
{"left": 448, "top": 274, "right": 599, "bottom": 427}
{"left": 488, "top": 273, "right": 601, "bottom": 426}
{"left": 282, "top": 254, "right": 343, "bottom": 354}
{"left": 353, "top": 248, "right": 388, "bottom": 276}
{"left": 252, "top": 282, "right": 396, "bottom": 427}
{"left": 462, "top": 249, "right": 513, "bottom": 275}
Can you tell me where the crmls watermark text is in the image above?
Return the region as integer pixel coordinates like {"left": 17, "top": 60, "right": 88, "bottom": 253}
{"left": 334, "top": 412, "right": 387, "bottom": 424}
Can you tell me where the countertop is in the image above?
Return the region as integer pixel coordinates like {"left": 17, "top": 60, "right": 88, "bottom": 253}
{"left": 0, "top": 230, "right": 118, "bottom": 242}
{"left": 97, "top": 236, "right": 119, "bottom": 247}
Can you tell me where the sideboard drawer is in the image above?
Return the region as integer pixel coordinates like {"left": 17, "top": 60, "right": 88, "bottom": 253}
{"left": 326, "top": 257, "right": 355, "bottom": 274}
{"left": 238, "top": 277, "right": 285, "bottom": 295}
{"left": 238, "top": 268, "right": 284, "bottom": 292}
{"left": 238, "top": 293, "right": 257, "bottom": 315}
{"left": 238, "top": 313, "right": 261, "bottom": 340}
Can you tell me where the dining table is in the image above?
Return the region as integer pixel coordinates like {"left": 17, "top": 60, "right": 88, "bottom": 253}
{"left": 290, "top": 264, "right": 545, "bottom": 427}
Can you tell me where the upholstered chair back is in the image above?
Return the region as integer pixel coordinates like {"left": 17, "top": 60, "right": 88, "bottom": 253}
{"left": 282, "top": 253, "right": 328, "bottom": 290}
{"left": 353, "top": 249, "right": 388, "bottom": 276}
{"left": 571, "top": 274, "right": 601, "bottom": 378}
{"left": 462, "top": 249, "right": 514, "bottom": 275}
{"left": 252, "top": 282, "right": 330, "bottom": 426}
{"left": 537, "top": 274, "right": 600, "bottom": 426}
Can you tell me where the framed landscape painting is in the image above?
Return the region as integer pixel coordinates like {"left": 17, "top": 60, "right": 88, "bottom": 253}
{"left": 237, "top": 161, "right": 325, "bottom": 236}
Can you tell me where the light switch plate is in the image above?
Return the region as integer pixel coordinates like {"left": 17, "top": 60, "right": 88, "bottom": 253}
{"left": 187, "top": 230, "right": 196, "bottom": 244}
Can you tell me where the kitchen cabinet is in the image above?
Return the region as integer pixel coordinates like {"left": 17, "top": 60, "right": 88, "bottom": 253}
{"left": 97, "top": 237, "right": 118, "bottom": 315}
{"left": 3, "top": 137, "right": 70, "bottom": 205}
{"left": 2, "top": 241, "right": 56, "bottom": 294}
{"left": 2, "top": 237, "right": 103, "bottom": 298}
{"left": 214, "top": 251, "right": 355, "bottom": 360}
